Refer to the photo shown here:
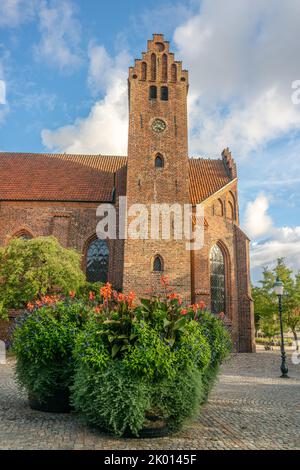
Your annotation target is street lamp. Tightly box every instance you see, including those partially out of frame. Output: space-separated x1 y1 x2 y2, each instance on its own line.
273 277 289 378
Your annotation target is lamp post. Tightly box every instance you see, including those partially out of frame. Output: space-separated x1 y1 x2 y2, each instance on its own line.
273 277 289 378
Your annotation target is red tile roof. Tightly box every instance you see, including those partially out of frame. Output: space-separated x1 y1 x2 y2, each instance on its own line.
0 153 233 203
189 157 232 205
0 153 126 202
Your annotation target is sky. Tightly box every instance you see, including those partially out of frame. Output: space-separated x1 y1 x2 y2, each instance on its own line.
0 0 299 283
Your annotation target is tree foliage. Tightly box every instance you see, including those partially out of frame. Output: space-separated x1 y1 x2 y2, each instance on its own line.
0 236 85 318
253 258 300 348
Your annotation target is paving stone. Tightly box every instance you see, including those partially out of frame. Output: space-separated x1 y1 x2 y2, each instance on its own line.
0 351 299 450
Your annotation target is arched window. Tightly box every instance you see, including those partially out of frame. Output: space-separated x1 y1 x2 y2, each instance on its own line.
162 54 168 81
155 154 164 168
153 255 163 272
141 61 147 81
227 192 236 221
228 201 235 220
171 63 177 82
149 85 157 99
210 245 225 314
161 86 168 101
13 229 33 240
86 238 109 283
215 199 224 217
151 53 156 81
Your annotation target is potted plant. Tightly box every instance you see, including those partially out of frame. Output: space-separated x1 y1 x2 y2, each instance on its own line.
12 295 92 413
71 279 232 437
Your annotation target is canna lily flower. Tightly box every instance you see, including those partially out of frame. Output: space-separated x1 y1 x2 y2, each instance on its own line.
180 309 188 316
160 275 169 287
27 302 34 312
89 291 95 301
127 291 136 307
69 291 76 299
199 300 206 310
117 293 126 303
100 283 112 301
167 292 182 305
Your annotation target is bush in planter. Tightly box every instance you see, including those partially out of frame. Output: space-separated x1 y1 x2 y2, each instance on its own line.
0 236 85 319
71 281 231 437
12 297 93 412
196 310 232 399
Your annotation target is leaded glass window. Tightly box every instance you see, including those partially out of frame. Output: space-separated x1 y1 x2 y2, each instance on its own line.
155 154 164 168
86 238 109 283
153 256 163 272
210 245 225 314
20 234 32 240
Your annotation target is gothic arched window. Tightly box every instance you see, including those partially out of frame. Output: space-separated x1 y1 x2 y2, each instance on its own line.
13 229 33 241
141 61 147 81
149 85 157 99
171 63 177 82
151 53 156 81
155 154 164 168
210 244 225 314
161 86 168 101
162 54 168 82
86 238 109 283
153 255 163 272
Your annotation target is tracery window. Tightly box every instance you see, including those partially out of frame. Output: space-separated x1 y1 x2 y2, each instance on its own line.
86 238 109 283
155 154 164 168
210 245 225 314
153 255 163 272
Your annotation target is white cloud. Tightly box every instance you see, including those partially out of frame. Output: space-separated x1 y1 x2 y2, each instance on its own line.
250 227 300 273
243 193 300 277
34 0 82 71
0 0 36 28
244 193 273 239
42 45 129 155
174 0 300 157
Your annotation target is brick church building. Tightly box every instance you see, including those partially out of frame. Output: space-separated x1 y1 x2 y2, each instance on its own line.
0 34 255 352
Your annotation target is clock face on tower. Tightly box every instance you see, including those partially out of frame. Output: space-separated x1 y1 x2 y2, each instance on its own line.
151 118 166 133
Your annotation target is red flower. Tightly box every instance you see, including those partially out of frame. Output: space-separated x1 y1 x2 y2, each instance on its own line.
127 291 136 307
160 275 169 287
100 283 112 301
167 292 182 304
69 291 76 299
27 302 34 312
89 291 95 301
117 293 126 303
199 300 206 310
94 306 102 314
180 309 188 316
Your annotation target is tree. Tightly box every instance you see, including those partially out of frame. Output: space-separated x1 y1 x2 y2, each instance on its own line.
253 258 300 350
0 236 85 318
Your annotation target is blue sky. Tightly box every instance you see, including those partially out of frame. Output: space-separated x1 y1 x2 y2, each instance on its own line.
0 0 300 282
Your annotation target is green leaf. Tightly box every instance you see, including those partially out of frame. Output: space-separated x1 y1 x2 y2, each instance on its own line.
173 317 187 331
111 344 121 358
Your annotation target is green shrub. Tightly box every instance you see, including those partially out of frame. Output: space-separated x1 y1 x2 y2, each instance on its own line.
198 310 232 366
71 284 231 437
0 236 85 319
72 361 151 437
13 300 92 403
76 281 104 303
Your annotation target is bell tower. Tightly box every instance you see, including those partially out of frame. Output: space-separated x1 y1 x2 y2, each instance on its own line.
123 34 191 301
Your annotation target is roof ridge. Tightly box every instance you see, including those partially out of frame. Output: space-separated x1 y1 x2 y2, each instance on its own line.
0 152 127 158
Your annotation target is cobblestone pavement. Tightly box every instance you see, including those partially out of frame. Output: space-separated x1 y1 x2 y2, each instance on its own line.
0 350 299 450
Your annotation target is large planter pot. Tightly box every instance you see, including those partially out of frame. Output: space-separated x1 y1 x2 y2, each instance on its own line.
28 388 71 413
131 414 172 438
